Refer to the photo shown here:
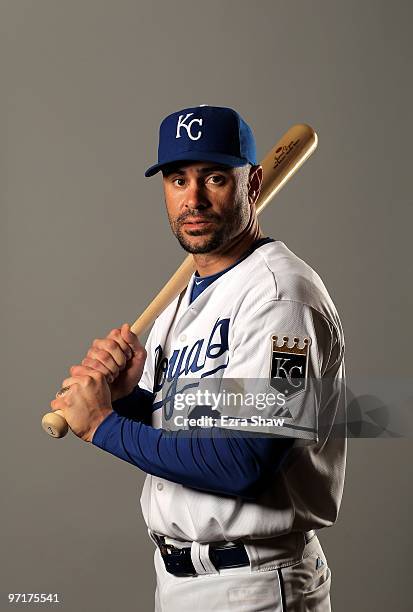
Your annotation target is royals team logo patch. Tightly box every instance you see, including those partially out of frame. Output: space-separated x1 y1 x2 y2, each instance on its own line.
270 335 311 401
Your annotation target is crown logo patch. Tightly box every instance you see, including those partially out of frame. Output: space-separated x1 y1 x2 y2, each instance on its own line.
270 335 311 401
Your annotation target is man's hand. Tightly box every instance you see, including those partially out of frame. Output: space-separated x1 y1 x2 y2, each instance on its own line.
50 370 113 442
70 323 147 402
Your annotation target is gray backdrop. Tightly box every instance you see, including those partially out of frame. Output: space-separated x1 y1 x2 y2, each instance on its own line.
2 1 412 611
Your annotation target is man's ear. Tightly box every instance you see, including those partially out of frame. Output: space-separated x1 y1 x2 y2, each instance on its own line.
248 164 263 206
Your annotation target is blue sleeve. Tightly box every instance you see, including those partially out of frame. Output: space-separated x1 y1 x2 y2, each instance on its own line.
112 385 154 425
92 412 294 500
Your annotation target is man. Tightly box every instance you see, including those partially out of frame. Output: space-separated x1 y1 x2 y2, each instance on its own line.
51 105 346 611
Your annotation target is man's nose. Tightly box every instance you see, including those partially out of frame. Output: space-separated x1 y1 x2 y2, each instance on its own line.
183 181 210 211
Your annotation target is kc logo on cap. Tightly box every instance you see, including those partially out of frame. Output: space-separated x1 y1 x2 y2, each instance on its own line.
176 113 203 141
144 105 257 177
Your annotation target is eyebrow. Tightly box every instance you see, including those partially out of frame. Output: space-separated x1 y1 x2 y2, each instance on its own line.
164 165 231 177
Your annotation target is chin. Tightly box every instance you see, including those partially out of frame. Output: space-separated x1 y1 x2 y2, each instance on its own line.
178 235 219 254
182 240 216 254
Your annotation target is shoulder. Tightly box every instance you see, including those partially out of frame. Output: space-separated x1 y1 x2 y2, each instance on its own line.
235 240 344 337
255 241 329 302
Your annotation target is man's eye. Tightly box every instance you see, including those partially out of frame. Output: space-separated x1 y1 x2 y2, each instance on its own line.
173 178 186 186
206 175 225 185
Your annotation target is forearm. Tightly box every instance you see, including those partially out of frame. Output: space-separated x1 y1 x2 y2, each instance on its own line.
92 412 294 499
112 385 154 425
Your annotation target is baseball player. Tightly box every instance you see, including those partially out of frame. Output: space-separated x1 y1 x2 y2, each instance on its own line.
51 105 347 611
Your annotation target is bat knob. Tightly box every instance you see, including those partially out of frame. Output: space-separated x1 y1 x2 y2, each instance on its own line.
41 410 69 438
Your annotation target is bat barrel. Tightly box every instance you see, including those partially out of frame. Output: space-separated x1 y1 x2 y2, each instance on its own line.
257 124 317 215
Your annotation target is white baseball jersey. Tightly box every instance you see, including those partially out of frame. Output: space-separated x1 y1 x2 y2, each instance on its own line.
139 240 346 544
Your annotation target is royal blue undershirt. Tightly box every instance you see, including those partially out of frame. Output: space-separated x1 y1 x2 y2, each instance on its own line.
92 237 295 500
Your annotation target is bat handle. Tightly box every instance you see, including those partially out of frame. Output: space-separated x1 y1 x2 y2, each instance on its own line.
41 410 69 438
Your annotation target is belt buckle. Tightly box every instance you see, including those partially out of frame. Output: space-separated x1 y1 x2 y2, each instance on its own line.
160 543 197 577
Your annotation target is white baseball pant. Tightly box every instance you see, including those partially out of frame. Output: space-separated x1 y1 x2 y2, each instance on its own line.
153 532 331 611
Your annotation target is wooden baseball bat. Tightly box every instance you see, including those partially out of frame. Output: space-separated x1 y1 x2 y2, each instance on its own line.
41 123 318 438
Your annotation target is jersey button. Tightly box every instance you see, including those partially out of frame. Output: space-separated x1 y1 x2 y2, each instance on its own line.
179 334 187 342
156 482 164 491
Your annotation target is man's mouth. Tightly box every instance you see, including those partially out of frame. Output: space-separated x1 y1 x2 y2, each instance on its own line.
182 219 216 230
184 219 212 225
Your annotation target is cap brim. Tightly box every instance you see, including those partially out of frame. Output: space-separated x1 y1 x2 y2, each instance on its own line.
144 151 250 177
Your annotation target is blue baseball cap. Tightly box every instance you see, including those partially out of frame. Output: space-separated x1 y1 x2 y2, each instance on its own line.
144 105 257 177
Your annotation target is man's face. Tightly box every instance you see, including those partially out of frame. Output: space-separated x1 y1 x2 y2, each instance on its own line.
162 161 253 254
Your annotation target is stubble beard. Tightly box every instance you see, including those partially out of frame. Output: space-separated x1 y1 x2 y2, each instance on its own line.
171 200 248 254
174 223 229 254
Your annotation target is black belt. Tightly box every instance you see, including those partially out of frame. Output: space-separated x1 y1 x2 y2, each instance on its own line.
153 530 316 577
